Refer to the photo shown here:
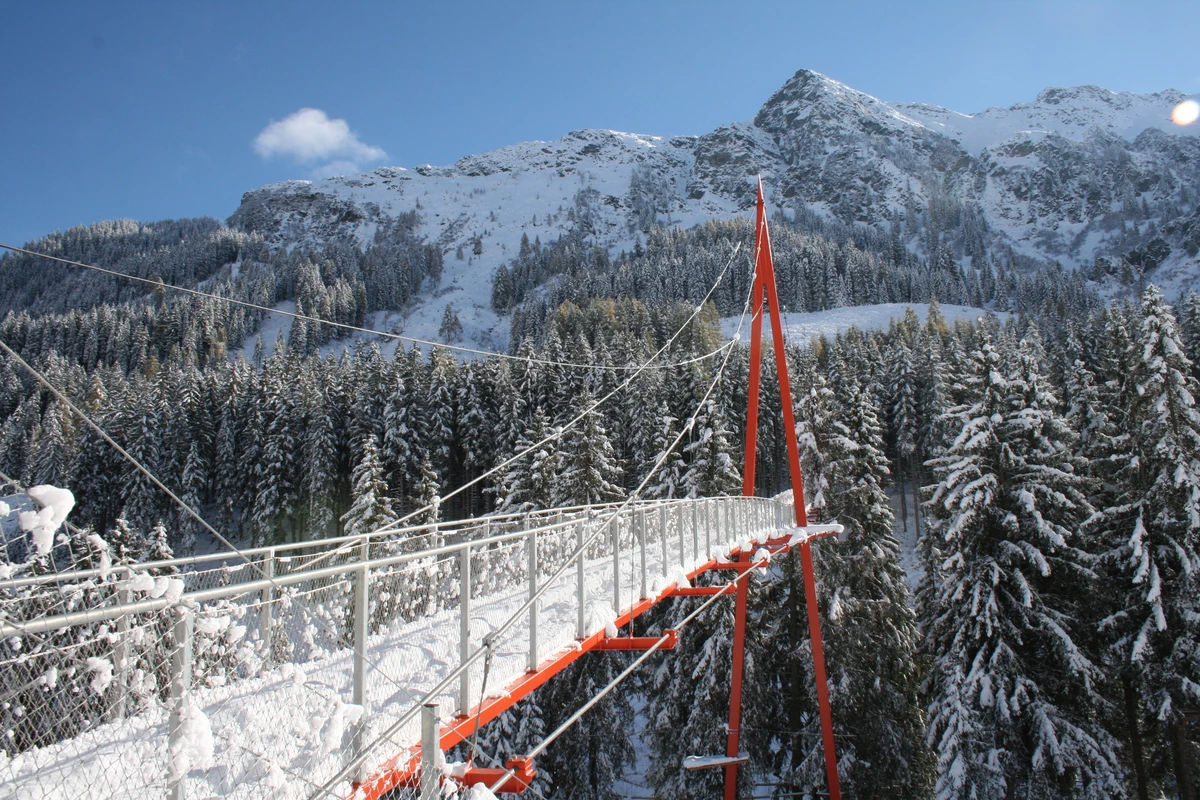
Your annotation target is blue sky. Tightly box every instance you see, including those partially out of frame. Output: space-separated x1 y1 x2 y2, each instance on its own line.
2 0 1198 247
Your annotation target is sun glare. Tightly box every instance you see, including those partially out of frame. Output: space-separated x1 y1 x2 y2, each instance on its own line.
1172 99 1200 126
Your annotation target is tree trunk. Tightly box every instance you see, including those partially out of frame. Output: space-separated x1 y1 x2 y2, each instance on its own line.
1172 717 1195 800
1122 672 1150 800
896 457 908 533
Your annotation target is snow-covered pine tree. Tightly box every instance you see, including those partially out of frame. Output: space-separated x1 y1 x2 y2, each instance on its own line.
681 399 740 498
809 379 932 797
341 433 396 537
491 407 557 514
555 391 624 507
408 453 441 527
923 330 1123 799
645 401 687 499
1090 286 1200 799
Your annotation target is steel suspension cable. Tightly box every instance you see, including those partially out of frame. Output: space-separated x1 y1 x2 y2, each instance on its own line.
0 242 738 372
310 255 758 799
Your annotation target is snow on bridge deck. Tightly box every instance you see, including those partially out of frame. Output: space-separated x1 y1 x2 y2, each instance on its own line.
1 496 813 800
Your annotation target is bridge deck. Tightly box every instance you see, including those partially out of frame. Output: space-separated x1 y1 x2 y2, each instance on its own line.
2 499 802 799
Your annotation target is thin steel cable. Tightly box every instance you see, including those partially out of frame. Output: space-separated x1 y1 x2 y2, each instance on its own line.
312 263 758 798
0 248 749 795
365 241 747 538
488 549 779 794
0 241 739 372
0 339 433 715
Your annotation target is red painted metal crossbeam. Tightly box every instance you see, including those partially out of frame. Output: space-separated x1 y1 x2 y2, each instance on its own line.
349 529 836 799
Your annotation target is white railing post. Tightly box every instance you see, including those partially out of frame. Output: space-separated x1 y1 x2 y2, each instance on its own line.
611 515 620 616
659 504 668 573
456 542 470 714
527 530 538 671
111 569 132 722
458 543 471 716
576 514 587 639
421 703 440 800
260 547 275 664
167 606 194 800
638 509 649 600
352 539 369 760
691 502 699 567
705 499 712 556
677 504 686 568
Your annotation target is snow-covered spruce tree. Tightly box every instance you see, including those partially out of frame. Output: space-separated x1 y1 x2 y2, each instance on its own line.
341 433 396 537
176 440 204 555
107 512 146 564
922 330 1123 799
537 651 635 800
302 382 338 541
681 399 741 498
425 348 457 481
381 368 415 503
408 453 442 527
121 380 165 535
1089 286 1200 799
29 399 69 488
643 596 750 800
795 373 855 520
889 336 920 533
253 362 297 546
815 380 932 798
1178 290 1200 383
490 407 557 514
554 390 624 507
646 401 687 499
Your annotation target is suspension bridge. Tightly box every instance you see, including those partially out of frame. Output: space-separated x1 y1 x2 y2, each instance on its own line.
0 181 845 799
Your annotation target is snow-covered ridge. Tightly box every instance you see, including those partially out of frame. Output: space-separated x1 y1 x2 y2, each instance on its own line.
226 68 1200 353
889 83 1195 155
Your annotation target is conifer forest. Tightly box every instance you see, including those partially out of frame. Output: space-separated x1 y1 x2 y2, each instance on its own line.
2 209 1199 800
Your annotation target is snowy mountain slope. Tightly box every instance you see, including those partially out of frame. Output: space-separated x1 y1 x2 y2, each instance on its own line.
225 69 1200 351
890 84 1194 156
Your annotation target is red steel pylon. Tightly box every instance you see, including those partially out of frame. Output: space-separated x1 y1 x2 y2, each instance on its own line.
727 179 841 800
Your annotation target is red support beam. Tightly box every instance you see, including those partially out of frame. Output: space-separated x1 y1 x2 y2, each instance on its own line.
728 179 841 800
594 630 679 651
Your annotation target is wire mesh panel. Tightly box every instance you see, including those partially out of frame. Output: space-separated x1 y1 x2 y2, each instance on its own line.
0 495 791 798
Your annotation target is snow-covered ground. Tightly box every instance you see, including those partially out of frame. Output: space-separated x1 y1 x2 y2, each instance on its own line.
721 302 1006 345
888 482 924 596
4 503 784 799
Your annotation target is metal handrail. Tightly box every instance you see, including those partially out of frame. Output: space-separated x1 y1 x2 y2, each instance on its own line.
0 497 687 592
0 497 768 638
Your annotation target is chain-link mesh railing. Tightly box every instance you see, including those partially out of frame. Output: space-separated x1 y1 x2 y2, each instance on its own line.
1 495 789 799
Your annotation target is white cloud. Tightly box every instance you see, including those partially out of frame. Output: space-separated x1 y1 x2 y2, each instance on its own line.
253 108 386 175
